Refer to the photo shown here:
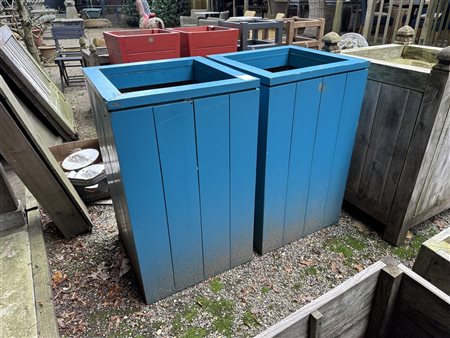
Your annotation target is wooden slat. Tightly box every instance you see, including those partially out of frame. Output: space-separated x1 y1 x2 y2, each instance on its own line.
26 190 60 338
110 105 176 303
413 0 426 42
346 80 381 194
0 79 92 238
256 83 296 254
256 261 386 338
154 101 204 290
378 89 422 212
382 1 394 44
323 70 368 226
374 0 385 45
392 0 405 42
332 0 344 33
413 228 450 295
356 83 409 207
0 163 18 213
404 0 414 26
283 78 321 245
362 0 376 40
387 265 450 337
194 95 230 278
0 25 77 141
304 74 346 236
229 90 259 267
365 260 403 338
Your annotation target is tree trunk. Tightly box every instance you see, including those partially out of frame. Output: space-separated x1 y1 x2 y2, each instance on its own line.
16 0 41 63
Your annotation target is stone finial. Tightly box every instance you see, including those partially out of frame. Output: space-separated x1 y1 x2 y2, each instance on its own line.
395 25 415 45
79 37 87 49
433 46 450 72
322 32 341 53
88 44 97 53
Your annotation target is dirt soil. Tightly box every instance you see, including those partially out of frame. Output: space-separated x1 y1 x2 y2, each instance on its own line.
42 28 450 338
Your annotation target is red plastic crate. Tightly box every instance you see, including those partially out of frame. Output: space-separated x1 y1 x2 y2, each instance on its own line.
172 26 239 57
103 29 180 64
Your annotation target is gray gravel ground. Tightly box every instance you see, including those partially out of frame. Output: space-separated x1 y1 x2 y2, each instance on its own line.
42 28 450 338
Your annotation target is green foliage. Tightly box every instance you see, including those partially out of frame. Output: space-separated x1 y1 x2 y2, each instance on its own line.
261 286 270 294
153 0 190 27
242 309 259 328
182 327 208 338
209 277 224 294
122 0 140 27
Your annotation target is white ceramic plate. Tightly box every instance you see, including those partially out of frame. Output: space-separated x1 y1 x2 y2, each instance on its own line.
74 163 105 181
61 148 99 171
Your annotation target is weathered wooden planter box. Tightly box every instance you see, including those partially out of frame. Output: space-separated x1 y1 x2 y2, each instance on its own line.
172 26 239 57
342 45 450 245
257 258 450 337
103 29 180 64
414 227 450 295
84 58 260 303
219 19 283 51
210 47 369 254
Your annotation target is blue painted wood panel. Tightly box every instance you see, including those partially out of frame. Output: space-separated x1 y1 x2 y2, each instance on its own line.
324 70 368 226
194 95 231 278
153 101 204 290
110 106 176 302
304 74 347 236
230 89 260 267
283 78 322 245
258 83 297 254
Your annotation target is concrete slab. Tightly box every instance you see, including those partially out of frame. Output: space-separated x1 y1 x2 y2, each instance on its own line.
0 226 38 338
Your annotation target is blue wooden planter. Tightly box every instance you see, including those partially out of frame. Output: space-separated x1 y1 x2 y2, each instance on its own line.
84 58 260 304
210 47 369 254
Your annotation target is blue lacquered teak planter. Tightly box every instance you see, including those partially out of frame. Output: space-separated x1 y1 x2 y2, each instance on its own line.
210 46 369 254
84 57 260 304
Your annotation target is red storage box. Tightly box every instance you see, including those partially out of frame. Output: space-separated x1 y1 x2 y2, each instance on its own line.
173 26 239 57
103 29 180 64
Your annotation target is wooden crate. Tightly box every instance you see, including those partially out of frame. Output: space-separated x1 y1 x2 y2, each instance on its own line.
172 26 239 57
84 57 260 304
103 29 180 64
210 47 369 254
257 257 450 337
414 227 450 295
342 45 450 245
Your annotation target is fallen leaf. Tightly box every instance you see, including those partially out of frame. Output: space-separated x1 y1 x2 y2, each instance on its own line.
284 266 293 273
52 271 67 285
331 262 338 273
292 294 315 303
353 263 364 272
299 259 314 267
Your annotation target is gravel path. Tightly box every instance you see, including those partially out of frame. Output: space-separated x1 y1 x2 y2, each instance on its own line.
42 29 450 338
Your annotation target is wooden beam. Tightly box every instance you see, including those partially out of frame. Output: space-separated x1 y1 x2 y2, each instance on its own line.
26 190 60 338
0 163 17 213
332 0 344 33
362 0 376 40
365 257 403 337
308 311 322 338
0 78 92 238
